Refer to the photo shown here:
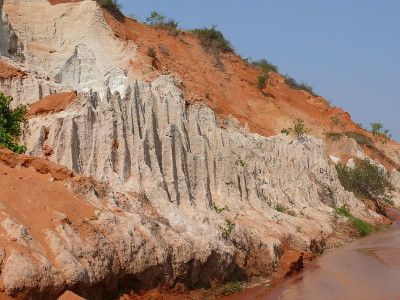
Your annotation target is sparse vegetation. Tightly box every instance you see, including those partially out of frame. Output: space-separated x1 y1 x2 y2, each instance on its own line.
344 131 374 147
330 112 347 131
333 205 373 237
235 159 245 167
231 281 242 293
220 218 236 238
281 119 310 138
323 132 344 140
220 281 243 295
369 122 391 144
283 74 317 96
251 59 278 74
257 75 267 90
213 204 229 214
384 198 394 206
95 0 122 17
293 119 310 137
335 158 393 201
0 93 28 154
145 11 178 30
192 25 233 52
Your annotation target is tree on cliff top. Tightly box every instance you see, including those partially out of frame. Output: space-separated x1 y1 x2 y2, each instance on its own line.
0 93 28 154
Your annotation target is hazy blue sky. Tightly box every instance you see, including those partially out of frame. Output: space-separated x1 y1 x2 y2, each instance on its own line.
119 0 399 141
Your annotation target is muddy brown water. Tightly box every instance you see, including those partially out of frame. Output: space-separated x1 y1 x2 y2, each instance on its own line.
222 208 400 300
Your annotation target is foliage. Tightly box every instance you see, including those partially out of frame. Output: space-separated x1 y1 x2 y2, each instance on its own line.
213 204 229 214
251 59 278 74
145 11 178 29
280 119 310 138
231 281 242 293
369 122 391 144
220 218 236 238
384 198 394 206
192 25 233 52
323 132 344 140
344 131 374 147
335 158 393 201
274 204 285 213
95 0 122 17
283 74 317 96
281 128 291 135
330 112 347 131
235 159 245 167
0 93 28 154
293 119 310 137
257 75 267 90
334 205 373 237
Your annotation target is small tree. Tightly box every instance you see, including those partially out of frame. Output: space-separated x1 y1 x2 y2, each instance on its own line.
0 93 28 154
370 122 391 144
145 11 178 29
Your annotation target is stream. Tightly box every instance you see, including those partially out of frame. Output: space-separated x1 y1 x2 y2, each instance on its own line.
222 208 400 300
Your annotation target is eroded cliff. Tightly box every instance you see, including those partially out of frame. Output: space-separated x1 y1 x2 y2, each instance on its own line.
0 0 399 299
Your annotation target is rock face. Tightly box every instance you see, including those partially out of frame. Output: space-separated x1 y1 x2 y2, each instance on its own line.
0 0 398 299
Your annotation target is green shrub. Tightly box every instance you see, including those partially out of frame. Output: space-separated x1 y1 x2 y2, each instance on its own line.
220 218 236 238
384 198 394 206
257 75 267 90
0 93 28 154
352 217 373 236
324 132 344 140
335 159 393 200
369 122 391 144
192 25 233 52
231 281 242 293
145 11 178 30
281 128 291 135
293 119 310 137
274 204 286 213
283 74 317 96
344 131 374 147
334 205 373 237
251 59 278 73
95 0 122 17
280 119 310 138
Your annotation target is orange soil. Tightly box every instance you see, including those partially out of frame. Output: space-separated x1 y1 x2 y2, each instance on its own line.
101 11 367 138
27 91 77 116
0 149 96 284
0 59 26 80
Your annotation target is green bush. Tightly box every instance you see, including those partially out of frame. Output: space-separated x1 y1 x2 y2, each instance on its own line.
192 25 233 52
220 218 236 238
145 11 178 29
323 132 344 140
335 158 393 200
344 131 374 147
95 0 122 17
334 205 373 237
283 74 317 96
280 119 310 138
0 93 28 154
251 59 278 73
369 122 391 144
257 75 267 90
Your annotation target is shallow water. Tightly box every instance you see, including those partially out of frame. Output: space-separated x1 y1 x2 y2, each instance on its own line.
223 208 400 300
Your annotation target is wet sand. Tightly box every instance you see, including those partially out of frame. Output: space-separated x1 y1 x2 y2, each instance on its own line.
222 208 400 300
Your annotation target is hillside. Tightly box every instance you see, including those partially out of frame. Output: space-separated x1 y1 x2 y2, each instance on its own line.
0 0 399 299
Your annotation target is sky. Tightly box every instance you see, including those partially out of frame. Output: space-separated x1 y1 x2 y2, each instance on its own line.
119 0 400 141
